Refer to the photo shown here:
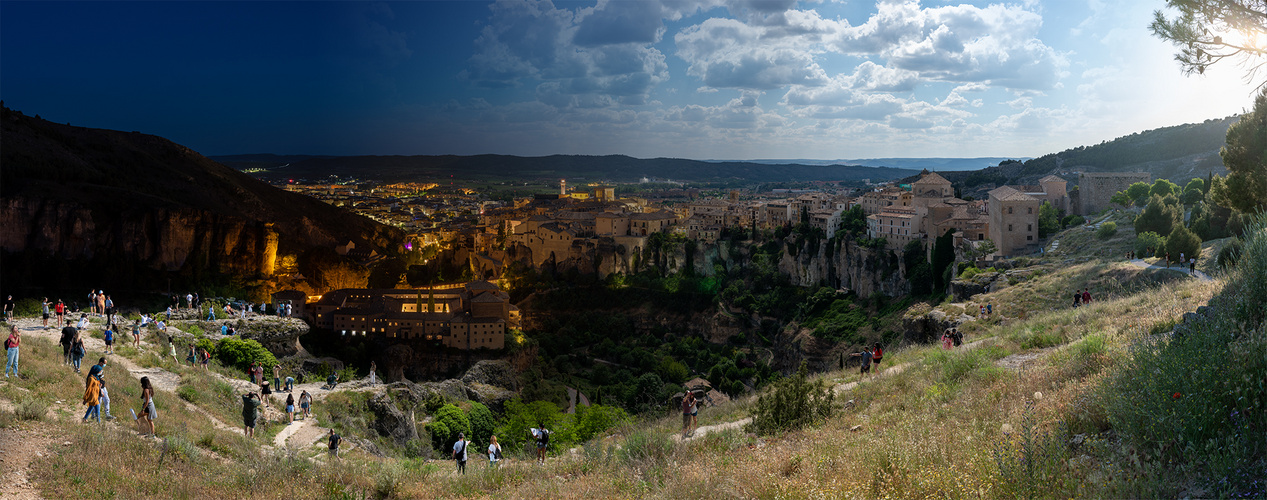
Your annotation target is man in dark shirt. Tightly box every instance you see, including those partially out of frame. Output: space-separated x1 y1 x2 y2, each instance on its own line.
2 295 14 322
60 320 77 365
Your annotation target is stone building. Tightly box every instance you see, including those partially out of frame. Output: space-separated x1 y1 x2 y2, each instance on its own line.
988 186 1042 256
308 281 515 350
1076 172 1151 215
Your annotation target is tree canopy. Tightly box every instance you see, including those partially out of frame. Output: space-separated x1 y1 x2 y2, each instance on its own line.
1214 89 1267 214
1150 0 1267 84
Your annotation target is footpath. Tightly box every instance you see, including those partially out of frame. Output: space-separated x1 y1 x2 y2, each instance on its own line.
1127 258 1214 282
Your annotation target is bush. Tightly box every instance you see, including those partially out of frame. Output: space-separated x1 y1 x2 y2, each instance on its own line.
1135 231 1166 257
746 362 835 435
426 404 470 453
1061 214 1086 228
1164 225 1201 263
1217 239 1242 269
1095 221 1118 240
212 338 277 373
13 298 42 318
14 397 47 421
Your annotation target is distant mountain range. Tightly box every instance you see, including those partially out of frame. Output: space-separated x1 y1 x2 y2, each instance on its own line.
211 154 921 185
730 158 1024 171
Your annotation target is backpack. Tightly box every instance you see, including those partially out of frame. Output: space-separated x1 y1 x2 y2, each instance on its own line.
3 337 11 349
72 343 85 356
538 429 550 445
454 440 466 460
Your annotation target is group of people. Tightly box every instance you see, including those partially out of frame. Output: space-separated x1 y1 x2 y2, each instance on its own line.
450 432 508 473
941 329 964 349
680 390 699 437
850 342 884 374
1072 288 1093 308
77 357 156 437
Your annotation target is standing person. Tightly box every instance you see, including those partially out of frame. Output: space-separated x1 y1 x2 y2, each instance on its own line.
138 376 156 437
987 303 993 315
186 293 193 311
1073 289 1081 308
952 328 963 347
131 320 141 349
1165 253 1171 268
980 304 986 316
299 390 312 418
187 345 197 367
193 293 200 311
680 391 695 438
55 299 65 327
99 378 114 420
850 345 874 375
260 380 273 408
1190 257 1197 275
241 392 261 438
941 329 953 350
328 429 341 458
88 290 97 316
70 333 86 373
488 435 502 468
368 361 377 385
248 361 259 384
1082 288 1091 305
254 363 266 389
82 372 102 423
103 324 115 355
285 394 296 424
60 320 76 365
689 390 699 432
871 342 884 374
453 432 469 474
4 325 20 378
104 295 115 326
95 292 105 319
2 295 14 322
273 364 281 391
41 297 51 328
531 423 549 464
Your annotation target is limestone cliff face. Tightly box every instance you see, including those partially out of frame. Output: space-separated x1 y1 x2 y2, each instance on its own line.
777 238 909 297
1 196 279 275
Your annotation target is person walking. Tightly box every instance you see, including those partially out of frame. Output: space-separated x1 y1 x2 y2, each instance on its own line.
850 345 874 375
299 390 312 418
941 329 953 350
41 297 51 329
242 392 261 438
328 429 341 458
60 320 76 365
131 320 141 349
453 432 469 474
104 295 115 326
1189 257 1197 275
3 295 15 323
138 376 157 437
488 435 502 468
82 372 102 423
531 423 550 464
4 325 20 378
95 292 105 319
871 342 883 373
285 394 296 424
70 333 86 373
99 378 114 420
1082 288 1091 305
55 299 65 327
103 324 115 355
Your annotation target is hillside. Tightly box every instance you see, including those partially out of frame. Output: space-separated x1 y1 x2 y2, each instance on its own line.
211 153 920 185
932 116 1237 197
0 106 402 288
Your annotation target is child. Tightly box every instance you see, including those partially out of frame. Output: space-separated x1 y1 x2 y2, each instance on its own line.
99 379 114 420
103 325 115 355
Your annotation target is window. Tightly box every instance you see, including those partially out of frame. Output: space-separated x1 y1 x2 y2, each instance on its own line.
1008 207 1013 214
1027 235 1033 241
1027 207 1033 214
1008 224 1013 231
978 234 984 240
1028 224 1032 231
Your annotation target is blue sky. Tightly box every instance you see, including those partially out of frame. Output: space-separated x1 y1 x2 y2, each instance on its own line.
0 0 1258 160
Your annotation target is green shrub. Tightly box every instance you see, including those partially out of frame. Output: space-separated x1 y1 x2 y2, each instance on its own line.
746 362 835 435
619 429 674 468
14 397 47 421
1062 214 1086 228
1165 225 1201 262
1095 221 1118 240
1217 239 1242 269
212 338 277 372
465 402 496 446
425 404 470 452
1136 231 1166 257
13 298 42 318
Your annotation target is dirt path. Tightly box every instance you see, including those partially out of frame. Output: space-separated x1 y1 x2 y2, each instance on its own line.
0 421 55 500
1127 258 1213 281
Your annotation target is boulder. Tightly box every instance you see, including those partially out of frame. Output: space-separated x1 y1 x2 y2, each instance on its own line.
460 360 517 391
367 392 418 447
902 309 971 344
464 382 517 415
236 317 309 358
418 379 469 403
301 357 344 377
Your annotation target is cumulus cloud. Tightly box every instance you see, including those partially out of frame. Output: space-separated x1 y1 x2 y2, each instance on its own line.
675 17 831 90
831 1 1066 90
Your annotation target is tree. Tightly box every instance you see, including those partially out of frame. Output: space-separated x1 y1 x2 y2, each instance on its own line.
465 402 496 446
1126 181 1153 207
1213 89 1267 214
366 258 407 289
426 404 470 452
1136 231 1167 257
1135 195 1182 236
1038 201 1061 238
1182 178 1206 206
1150 179 1181 198
1110 190 1134 208
1150 1 1267 83
321 262 369 291
1166 225 1202 262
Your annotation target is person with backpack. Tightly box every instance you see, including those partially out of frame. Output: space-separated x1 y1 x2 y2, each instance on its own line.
82 372 102 423
242 392 262 438
453 432 469 474
488 435 502 468
4 325 20 378
531 423 550 464
104 295 115 326
70 333 86 373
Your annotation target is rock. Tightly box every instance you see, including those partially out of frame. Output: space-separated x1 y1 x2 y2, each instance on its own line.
235 317 309 358
1182 312 1201 325
418 379 469 403
850 425 862 432
1070 434 1086 446
464 382 516 415
1197 305 1214 318
301 357 344 377
902 309 971 344
367 392 418 447
460 360 517 391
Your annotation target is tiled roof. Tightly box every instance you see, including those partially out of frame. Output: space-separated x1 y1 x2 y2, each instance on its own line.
1038 175 1064 183
989 186 1038 202
915 172 952 185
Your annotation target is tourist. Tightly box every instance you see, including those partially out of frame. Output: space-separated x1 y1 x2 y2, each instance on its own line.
987 303 993 315
95 292 105 320
165 305 173 321
87 357 107 384
248 361 259 384
1190 257 1197 275
1082 288 1091 305
55 299 65 327
253 363 265 388
186 293 193 310
1165 253 1170 268
680 390 695 437
941 329 953 350
76 313 89 331
453 432 469 474
690 390 699 432
131 320 141 348
242 392 261 438
187 345 197 367
979 304 986 316
328 429 341 458
284 376 294 392
4 325 20 378
952 328 963 347
285 393 296 424
60 320 76 365
41 297 51 328
273 364 281 391
82 371 102 423
99 378 114 420
871 342 884 373
155 319 166 336
368 361 377 385
850 345 874 375
299 390 312 418
1 295 12 323
70 332 86 373
326 372 339 390
104 295 115 325
87 290 97 316
260 380 273 407
201 348 211 370
206 304 216 321
531 423 550 464
103 324 115 355
139 376 156 437
488 435 502 467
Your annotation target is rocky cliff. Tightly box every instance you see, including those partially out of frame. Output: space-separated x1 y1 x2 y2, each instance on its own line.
0 105 402 287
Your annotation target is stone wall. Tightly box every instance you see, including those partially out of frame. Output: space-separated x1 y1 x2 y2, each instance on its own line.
1077 172 1151 215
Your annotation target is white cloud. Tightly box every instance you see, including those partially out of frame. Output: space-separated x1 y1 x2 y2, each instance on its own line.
674 17 832 90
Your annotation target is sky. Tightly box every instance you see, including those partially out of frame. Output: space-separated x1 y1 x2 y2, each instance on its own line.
0 0 1260 160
